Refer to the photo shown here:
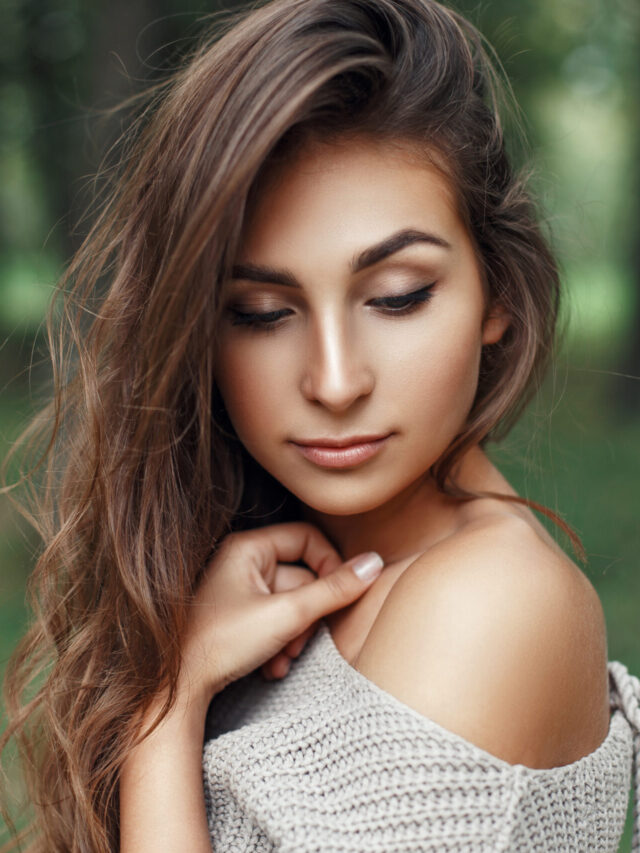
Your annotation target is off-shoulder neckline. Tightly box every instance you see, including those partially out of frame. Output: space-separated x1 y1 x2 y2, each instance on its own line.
310 618 629 778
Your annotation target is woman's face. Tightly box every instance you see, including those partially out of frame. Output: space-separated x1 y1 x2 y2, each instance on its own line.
214 138 509 516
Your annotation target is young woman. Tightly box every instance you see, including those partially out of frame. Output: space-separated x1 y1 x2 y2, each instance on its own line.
2 0 639 850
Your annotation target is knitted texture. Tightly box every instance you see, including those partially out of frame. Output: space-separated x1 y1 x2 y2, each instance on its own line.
202 620 640 852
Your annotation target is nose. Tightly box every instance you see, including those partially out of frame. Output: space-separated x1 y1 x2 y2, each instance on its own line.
299 311 375 411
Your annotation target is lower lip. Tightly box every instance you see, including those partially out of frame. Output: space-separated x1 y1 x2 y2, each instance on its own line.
291 436 391 468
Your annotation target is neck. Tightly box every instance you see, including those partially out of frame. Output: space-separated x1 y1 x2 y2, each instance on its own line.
299 444 511 565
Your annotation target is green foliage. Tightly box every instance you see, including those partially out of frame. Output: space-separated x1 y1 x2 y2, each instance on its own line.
0 1 638 848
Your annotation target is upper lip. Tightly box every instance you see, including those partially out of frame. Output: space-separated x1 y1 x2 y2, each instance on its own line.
291 434 390 448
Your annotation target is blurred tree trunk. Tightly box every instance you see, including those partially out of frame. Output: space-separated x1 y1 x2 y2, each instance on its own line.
74 0 156 258
611 223 640 415
611 17 640 417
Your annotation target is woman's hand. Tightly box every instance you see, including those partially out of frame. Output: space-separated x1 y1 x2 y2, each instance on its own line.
120 522 383 853
177 521 385 713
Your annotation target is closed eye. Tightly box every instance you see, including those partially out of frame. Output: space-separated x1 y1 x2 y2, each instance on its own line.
368 282 436 315
229 307 294 329
229 282 436 330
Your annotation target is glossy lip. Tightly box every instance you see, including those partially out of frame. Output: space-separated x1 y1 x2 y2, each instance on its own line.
291 433 391 448
289 434 392 469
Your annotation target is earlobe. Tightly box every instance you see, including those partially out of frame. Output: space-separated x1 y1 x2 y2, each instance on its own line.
481 303 511 346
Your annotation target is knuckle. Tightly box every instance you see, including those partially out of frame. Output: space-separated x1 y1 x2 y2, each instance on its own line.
324 570 351 599
215 531 237 554
223 530 241 547
279 594 309 629
218 530 249 558
285 520 320 538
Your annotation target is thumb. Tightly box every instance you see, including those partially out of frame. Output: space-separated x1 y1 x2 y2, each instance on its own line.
282 551 385 630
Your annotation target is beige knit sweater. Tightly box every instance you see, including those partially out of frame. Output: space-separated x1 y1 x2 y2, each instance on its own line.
202 619 640 851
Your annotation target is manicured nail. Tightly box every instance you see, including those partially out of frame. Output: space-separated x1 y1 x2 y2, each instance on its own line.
351 551 384 582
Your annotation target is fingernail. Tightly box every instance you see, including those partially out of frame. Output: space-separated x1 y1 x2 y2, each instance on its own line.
351 551 384 582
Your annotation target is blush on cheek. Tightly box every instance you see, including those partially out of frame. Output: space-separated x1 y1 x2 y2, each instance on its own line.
442 341 483 427
221 379 261 435
405 337 481 448
216 353 289 450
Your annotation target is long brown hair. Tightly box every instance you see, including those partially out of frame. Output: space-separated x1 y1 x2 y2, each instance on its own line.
0 0 583 849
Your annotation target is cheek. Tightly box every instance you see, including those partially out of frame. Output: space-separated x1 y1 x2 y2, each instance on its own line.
215 341 293 444
387 315 482 431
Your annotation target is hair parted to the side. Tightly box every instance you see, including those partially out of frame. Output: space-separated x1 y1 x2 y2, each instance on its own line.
0 0 583 849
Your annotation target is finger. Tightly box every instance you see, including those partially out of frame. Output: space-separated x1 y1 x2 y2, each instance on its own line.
261 621 317 681
278 552 385 635
231 522 344 581
265 652 290 679
272 564 315 594
285 622 317 657
261 623 315 675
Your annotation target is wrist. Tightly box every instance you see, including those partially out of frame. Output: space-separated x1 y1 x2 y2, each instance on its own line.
177 644 230 714
168 685 214 733
137 679 217 747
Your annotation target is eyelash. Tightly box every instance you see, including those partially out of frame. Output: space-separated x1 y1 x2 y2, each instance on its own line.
229 282 436 330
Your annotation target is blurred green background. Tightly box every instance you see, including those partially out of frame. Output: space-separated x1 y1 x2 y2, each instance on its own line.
0 0 639 847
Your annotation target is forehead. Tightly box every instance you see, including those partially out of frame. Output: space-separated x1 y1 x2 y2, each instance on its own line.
240 137 465 259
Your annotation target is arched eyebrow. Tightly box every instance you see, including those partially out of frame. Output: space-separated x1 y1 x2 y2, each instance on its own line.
230 228 451 287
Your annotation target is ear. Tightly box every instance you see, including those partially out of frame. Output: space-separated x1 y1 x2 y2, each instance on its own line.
481 302 511 346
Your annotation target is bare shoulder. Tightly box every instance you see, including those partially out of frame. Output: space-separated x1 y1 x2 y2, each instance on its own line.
353 513 611 769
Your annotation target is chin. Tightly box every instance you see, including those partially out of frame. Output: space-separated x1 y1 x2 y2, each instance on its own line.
291 485 395 517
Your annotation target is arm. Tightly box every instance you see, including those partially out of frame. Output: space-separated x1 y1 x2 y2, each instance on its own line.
118 523 383 851
119 691 216 853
